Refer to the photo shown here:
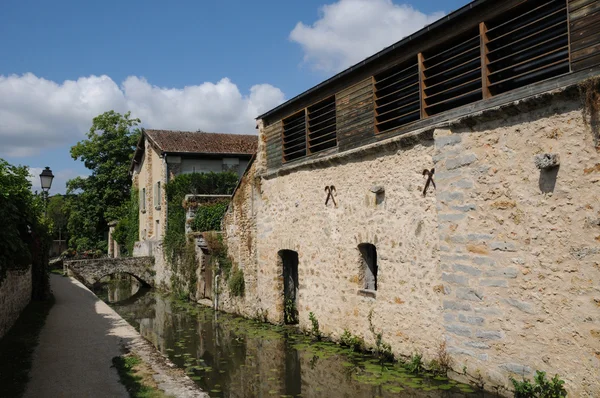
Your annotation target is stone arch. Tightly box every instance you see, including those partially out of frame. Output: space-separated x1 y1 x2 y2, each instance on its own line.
64 257 155 289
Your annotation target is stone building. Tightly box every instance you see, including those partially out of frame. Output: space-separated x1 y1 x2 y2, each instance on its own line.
213 0 600 395
130 129 256 254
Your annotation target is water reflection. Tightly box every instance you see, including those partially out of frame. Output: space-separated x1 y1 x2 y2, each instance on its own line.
93 273 142 303
106 289 488 398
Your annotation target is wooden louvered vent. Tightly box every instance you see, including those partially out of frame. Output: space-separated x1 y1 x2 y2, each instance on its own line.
421 28 483 116
282 111 307 162
484 0 569 96
374 59 420 133
307 96 337 154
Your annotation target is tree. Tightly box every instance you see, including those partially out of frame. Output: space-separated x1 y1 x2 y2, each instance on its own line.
47 194 69 252
0 158 51 298
66 111 140 251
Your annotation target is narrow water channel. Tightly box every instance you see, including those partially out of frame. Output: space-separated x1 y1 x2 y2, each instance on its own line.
95 274 489 398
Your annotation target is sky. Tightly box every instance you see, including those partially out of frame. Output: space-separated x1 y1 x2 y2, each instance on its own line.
0 0 470 193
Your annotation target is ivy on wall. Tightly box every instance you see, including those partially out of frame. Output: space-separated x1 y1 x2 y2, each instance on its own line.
113 188 139 256
191 201 229 233
164 172 238 297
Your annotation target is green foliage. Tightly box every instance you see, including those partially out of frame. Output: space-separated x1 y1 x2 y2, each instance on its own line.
510 371 567 398
340 329 364 352
284 298 298 325
67 111 140 251
163 171 237 269
191 201 229 232
112 354 169 398
113 188 139 256
0 158 51 297
47 194 69 241
367 309 394 363
406 353 424 374
0 159 36 275
308 312 321 340
204 232 232 280
228 267 245 297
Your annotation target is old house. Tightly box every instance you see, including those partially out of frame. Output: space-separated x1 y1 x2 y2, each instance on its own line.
130 129 256 253
212 0 600 395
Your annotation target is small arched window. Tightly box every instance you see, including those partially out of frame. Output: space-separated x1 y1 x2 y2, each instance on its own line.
358 243 378 291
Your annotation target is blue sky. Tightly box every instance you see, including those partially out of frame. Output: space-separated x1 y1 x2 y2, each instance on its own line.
0 0 469 193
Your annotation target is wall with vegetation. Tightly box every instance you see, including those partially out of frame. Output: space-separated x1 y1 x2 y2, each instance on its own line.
220 85 600 396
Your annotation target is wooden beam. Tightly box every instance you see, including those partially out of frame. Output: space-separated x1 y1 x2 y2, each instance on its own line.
480 22 492 99
418 52 428 118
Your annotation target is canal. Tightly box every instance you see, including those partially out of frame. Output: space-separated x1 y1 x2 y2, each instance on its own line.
94 274 488 397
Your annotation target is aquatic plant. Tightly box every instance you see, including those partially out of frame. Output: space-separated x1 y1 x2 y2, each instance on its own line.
340 329 364 352
510 371 567 398
308 312 321 340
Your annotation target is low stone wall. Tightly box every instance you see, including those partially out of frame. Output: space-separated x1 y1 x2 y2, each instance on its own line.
0 266 32 339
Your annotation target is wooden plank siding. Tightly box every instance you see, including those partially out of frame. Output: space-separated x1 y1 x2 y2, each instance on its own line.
336 78 375 152
264 121 283 170
263 0 600 171
570 0 600 71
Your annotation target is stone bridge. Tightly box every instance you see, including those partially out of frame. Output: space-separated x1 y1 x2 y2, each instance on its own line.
64 257 155 288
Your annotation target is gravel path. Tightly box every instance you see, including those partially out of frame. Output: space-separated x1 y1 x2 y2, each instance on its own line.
24 274 130 397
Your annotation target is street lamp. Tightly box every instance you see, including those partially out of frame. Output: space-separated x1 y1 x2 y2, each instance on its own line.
39 167 54 214
39 167 54 192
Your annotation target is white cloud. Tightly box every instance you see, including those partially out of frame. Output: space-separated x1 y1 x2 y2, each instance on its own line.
27 167 83 195
0 73 285 157
290 0 445 73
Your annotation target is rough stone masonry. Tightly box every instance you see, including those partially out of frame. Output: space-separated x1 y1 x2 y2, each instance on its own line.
188 86 600 396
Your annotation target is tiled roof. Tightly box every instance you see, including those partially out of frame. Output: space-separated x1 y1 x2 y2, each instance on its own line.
144 129 257 155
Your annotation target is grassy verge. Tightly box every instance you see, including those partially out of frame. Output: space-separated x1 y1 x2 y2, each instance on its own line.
0 294 55 398
112 353 172 398
49 269 66 277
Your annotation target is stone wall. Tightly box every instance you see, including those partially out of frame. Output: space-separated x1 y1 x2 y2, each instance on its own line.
215 86 600 396
221 132 444 359
0 266 32 339
433 91 600 395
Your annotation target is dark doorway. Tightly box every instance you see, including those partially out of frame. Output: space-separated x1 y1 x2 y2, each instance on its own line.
358 244 378 291
279 250 299 324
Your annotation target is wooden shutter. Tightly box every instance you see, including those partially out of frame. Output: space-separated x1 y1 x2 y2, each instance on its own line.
282 110 307 162
484 0 569 95
374 58 420 133
307 96 337 154
421 28 483 116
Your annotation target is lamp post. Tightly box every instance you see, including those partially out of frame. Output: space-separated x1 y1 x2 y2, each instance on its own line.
39 166 54 214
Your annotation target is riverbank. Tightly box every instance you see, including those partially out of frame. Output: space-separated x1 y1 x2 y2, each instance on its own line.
24 274 207 398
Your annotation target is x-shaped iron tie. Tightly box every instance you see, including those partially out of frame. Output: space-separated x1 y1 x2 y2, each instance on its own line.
422 168 436 197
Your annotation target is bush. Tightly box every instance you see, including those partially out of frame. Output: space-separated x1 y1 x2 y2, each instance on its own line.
406 353 424 374
112 188 139 256
510 371 567 398
228 267 245 297
192 201 229 232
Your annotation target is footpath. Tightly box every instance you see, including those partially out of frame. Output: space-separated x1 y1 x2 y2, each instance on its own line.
24 274 206 398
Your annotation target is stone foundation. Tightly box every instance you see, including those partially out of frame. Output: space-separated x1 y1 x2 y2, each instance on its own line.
0 266 32 339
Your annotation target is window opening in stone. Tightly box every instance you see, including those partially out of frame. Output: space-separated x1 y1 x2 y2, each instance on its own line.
279 250 299 324
359 243 378 291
